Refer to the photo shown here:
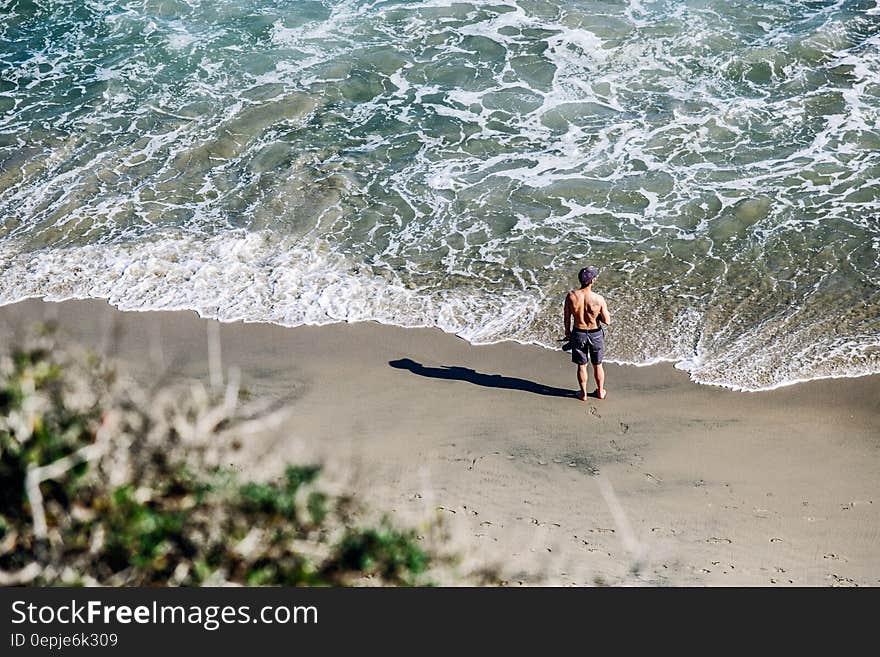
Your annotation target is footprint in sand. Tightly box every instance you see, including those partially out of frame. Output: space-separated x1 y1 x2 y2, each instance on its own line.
651 527 677 536
589 406 601 418
829 574 856 587
770 537 783 543
619 421 629 434
706 537 732 544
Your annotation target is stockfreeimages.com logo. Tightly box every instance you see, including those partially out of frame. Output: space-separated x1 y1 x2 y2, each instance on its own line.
11 600 317 632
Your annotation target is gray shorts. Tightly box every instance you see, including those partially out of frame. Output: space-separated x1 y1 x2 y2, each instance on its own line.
570 327 605 365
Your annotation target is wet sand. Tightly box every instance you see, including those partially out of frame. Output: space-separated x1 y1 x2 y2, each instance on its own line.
2 298 878 586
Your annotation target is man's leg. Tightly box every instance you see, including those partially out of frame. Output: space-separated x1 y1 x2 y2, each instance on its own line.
577 364 588 401
592 363 606 399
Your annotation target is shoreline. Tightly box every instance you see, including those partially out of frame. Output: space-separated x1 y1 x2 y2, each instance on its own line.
1 292 876 394
2 298 878 586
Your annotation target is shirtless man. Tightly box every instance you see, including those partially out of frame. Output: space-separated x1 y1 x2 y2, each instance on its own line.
563 265 611 401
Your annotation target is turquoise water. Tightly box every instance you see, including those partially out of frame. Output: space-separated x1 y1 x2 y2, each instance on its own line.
1 0 879 389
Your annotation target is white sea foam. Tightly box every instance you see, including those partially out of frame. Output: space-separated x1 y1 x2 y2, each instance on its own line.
0 232 540 343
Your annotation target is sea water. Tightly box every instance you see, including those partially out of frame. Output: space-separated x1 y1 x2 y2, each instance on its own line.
1 0 878 390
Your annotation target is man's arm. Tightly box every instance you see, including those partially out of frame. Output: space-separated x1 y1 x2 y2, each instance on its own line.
600 297 611 326
563 293 573 338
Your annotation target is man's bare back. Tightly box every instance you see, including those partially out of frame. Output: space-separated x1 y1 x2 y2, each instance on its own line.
565 288 609 331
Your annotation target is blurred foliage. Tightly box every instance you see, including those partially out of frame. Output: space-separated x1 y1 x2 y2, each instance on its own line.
0 326 477 586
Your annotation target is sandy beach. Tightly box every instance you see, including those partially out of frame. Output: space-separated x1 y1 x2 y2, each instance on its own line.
1 298 877 586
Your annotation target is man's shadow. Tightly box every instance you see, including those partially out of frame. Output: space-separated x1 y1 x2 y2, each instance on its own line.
388 358 576 399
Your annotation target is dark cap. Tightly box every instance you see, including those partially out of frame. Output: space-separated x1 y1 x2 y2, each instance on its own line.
578 266 599 286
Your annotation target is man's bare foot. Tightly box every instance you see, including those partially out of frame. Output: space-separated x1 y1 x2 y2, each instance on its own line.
577 390 587 402
594 389 607 400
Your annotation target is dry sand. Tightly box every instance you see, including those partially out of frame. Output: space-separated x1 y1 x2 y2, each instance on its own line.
2 298 878 586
